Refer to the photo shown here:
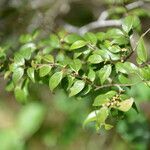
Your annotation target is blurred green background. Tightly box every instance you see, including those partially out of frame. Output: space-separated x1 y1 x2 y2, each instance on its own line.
0 0 150 150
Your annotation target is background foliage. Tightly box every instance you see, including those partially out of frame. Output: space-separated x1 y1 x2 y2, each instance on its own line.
0 0 150 150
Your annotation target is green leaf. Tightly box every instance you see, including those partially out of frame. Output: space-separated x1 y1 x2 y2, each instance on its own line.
27 67 35 82
83 110 99 127
122 16 140 33
69 80 85 97
42 54 54 63
87 69 96 82
116 62 137 74
112 36 129 45
19 34 32 43
83 32 97 45
83 107 109 127
16 102 45 138
49 71 63 91
93 91 117 106
14 86 28 103
137 38 148 63
97 107 109 124
49 34 60 48
93 95 110 106
67 76 75 90
98 65 112 84
14 53 25 66
108 45 121 53
20 48 32 60
118 74 130 84
88 54 103 64
20 43 36 52
104 124 113 130
94 50 110 60
69 59 82 72
39 65 51 77
139 67 150 80
106 28 124 39
64 34 82 44
70 40 87 50
12 67 24 84
116 98 134 112
96 32 106 41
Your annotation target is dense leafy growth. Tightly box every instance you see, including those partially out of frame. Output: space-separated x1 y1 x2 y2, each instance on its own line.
0 13 150 132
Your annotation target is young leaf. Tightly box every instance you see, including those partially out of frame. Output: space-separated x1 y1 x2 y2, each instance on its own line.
104 124 113 130
88 54 103 64
39 65 52 77
70 40 86 50
98 65 112 84
49 71 63 91
69 80 85 97
27 67 35 82
137 38 148 63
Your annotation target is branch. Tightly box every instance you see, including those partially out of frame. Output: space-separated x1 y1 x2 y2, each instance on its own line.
125 1 144 10
63 1 145 34
94 82 142 91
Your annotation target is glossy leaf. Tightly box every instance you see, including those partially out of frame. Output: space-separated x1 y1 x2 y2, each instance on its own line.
83 32 97 45
69 59 82 72
49 71 63 91
69 80 85 97
98 65 112 84
88 54 103 64
64 34 82 44
39 65 51 77
12 67 24 84
93 95 110 106
87 69 96 82
83 107 109 127
70 40 86 50
14 53 25 66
